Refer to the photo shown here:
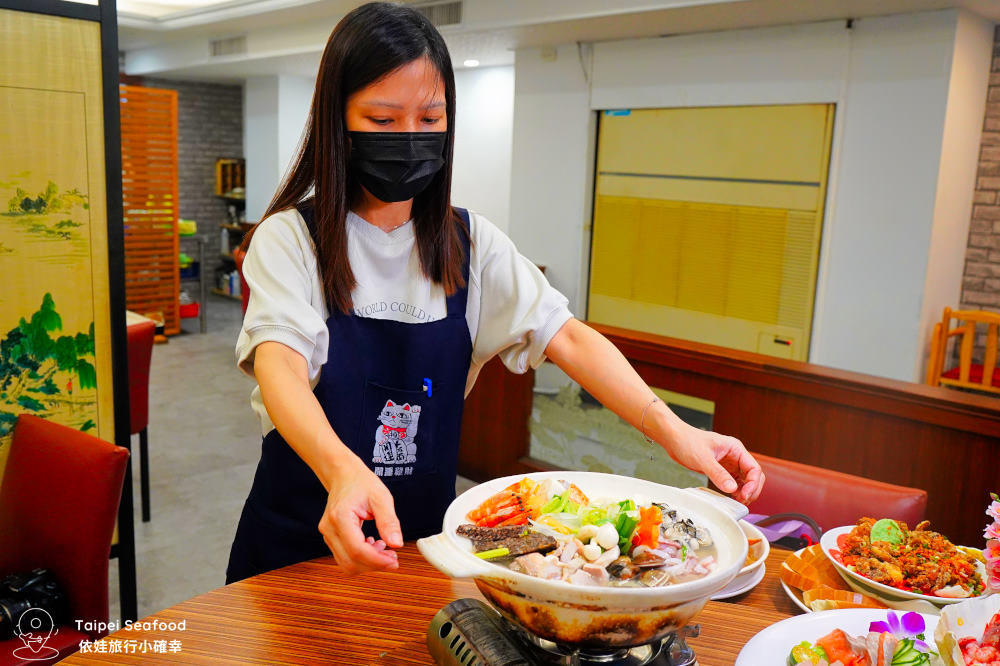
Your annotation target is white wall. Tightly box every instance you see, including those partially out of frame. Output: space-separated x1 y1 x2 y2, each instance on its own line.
508 9 994 382
812 12 957 380
243 74 314 222
244 76 279 222
918 11 995 380
277 75 314 190
509 44 596 316
453 66 515 232
589 21 849 108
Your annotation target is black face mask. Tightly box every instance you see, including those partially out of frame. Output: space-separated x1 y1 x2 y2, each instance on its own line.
349 131 446 203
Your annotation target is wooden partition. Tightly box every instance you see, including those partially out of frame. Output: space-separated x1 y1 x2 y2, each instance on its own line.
120 84 179 334
0 0 137 621
459 322 1000 546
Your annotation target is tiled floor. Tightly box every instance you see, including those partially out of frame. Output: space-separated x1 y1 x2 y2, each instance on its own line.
109 296 477 621
108 295 259 621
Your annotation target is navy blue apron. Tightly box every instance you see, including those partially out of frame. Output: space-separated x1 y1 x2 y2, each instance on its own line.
226 204 472 584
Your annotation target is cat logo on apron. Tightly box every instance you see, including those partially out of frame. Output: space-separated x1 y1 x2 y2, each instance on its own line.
372 400 420 476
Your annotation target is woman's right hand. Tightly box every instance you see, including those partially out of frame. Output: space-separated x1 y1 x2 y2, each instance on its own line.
254 342 404 574
318 455 404 575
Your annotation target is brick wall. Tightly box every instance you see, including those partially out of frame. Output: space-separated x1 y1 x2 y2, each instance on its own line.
962 25 1000 314
140 77 244 284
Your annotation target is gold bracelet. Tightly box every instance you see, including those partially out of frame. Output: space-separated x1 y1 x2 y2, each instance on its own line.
640 396 662 444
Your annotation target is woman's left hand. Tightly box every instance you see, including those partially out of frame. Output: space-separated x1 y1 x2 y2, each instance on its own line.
545 319 765 504
661 422 764 505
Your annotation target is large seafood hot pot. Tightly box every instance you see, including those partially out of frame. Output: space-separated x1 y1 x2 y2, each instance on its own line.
417 471 749 649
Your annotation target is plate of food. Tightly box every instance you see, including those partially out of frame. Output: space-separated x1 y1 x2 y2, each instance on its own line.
736 608 943 665
821 518 989 607
417 472 749 648
711 520 769 600
780 544 889 613
782 577 813 613
935 594 1000 665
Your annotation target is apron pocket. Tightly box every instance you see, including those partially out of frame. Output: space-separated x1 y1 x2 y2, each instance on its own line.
359 380 437 479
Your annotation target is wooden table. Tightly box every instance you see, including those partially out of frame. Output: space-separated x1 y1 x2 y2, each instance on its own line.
62 547 799 665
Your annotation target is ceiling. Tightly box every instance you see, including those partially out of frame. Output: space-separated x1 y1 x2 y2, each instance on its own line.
119 0 240 18
119 0 1000 83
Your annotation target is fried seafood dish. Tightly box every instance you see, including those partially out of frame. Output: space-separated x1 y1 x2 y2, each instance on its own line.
834 517 986 599
456 477 718 587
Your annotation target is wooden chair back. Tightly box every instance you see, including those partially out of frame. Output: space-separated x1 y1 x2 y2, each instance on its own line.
926 307 1000 395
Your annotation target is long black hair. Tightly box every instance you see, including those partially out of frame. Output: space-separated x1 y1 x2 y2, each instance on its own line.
241 2 464 313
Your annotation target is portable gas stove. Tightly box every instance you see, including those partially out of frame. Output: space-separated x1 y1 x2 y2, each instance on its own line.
427 599 700 666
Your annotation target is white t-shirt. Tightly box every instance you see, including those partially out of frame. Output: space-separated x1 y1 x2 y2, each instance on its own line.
236 207 573 436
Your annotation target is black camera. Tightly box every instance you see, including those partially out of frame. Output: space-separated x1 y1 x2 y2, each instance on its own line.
0 568 68 641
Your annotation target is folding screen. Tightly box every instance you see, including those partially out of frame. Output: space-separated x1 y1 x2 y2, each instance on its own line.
0 0 136 620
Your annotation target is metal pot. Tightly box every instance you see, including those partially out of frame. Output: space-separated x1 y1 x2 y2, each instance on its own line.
417 471 749 648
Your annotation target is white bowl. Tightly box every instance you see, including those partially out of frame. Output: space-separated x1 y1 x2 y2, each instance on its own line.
418 471 749 648
820 525 988 607
711 520 770 600
739 520 769 576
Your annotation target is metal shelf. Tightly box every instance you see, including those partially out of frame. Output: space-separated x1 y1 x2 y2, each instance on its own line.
211 288 242 302
177 236 207 333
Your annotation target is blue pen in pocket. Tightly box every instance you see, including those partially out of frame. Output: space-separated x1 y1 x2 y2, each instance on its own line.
423 377 432 397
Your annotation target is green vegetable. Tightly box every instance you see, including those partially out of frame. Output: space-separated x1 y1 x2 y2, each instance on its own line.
542 494 583 516
540 493 568 514
615 510 639 551
582 508 611 526
871 518 904 545
891 639 931 666
787 641 827 665
474 547 510 559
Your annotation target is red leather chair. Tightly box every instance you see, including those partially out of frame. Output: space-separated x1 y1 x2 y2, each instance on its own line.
127 317 155 522
0 415 129 665
233 247 249 315
748 453 928 533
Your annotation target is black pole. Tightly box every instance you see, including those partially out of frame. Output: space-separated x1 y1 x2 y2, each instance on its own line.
99 0 139 623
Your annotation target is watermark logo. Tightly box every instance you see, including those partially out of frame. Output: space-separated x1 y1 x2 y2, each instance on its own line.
76 618 187 655
13 608 59 661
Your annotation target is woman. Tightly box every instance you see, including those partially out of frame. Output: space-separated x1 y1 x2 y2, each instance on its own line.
226 2 763 583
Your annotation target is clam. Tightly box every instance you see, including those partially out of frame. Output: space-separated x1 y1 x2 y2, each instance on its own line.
640 569 671 587
631 551 668 568
607 556 639 581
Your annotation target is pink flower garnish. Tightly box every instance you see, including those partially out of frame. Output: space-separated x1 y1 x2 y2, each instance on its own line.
981 494 1000 594
989 571 1000 594
869 611 930 651
988 500 1000 522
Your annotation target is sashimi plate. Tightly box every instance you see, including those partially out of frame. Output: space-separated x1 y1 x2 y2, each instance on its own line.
736 609 939 665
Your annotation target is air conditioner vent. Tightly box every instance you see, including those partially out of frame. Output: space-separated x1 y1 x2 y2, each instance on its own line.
210 35 247 58
412 1 462 27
